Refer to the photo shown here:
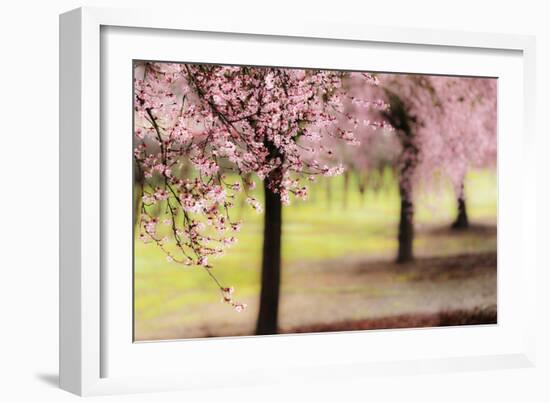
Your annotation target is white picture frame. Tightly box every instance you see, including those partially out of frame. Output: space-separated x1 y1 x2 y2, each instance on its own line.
59 6 537 396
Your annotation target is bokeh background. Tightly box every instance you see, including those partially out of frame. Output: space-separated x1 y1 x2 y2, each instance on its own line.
134 168 496 341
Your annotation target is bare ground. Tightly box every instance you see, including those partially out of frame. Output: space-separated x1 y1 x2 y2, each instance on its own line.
136 243 497 340
287 307 497 334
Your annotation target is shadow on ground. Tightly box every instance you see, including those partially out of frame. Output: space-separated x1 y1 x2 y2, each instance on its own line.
35 373 59 388
284 306 497 334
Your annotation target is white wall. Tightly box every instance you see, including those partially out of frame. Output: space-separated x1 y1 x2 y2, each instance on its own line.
0 1 548 402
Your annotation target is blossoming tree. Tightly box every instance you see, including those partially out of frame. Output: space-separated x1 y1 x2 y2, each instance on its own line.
428 77 497 229
134 62 383 334
350 73 497 262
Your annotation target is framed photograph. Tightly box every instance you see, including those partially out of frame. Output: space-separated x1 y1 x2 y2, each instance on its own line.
59 6 537 396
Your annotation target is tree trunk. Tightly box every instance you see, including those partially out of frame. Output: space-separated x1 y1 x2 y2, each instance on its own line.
256 181 282 335
342 170 350 209
358 172 367 206
396 180 414 263
133 161 144 234
382 92 416 264
451 183 469 230
133 186 142 233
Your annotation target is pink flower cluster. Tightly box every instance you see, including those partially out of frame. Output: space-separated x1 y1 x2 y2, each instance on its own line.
336 73 496 196
134 62 384 309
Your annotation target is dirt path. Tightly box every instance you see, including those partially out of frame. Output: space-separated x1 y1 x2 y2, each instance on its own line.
137 250 496 340
278 252 496 331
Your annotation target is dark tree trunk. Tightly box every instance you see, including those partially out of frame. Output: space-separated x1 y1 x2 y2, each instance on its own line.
382 92 417 264
397 180 414 263
255 180 282 335
451 183 469 230
358 172 367 206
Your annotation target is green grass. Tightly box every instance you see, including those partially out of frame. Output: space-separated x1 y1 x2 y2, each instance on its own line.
134 169 497 332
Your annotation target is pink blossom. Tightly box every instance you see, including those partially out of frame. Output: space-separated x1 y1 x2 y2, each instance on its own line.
154 188 169 201
134 61 385 309
245 197 263 213
233 303 247 313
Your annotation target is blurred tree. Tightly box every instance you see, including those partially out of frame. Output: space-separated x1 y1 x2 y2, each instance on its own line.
382 91 417 262
349 74 496 261
428 78 497 230
451 181 469 229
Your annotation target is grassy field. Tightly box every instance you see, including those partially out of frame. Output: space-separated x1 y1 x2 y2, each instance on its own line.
134 169 497 340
